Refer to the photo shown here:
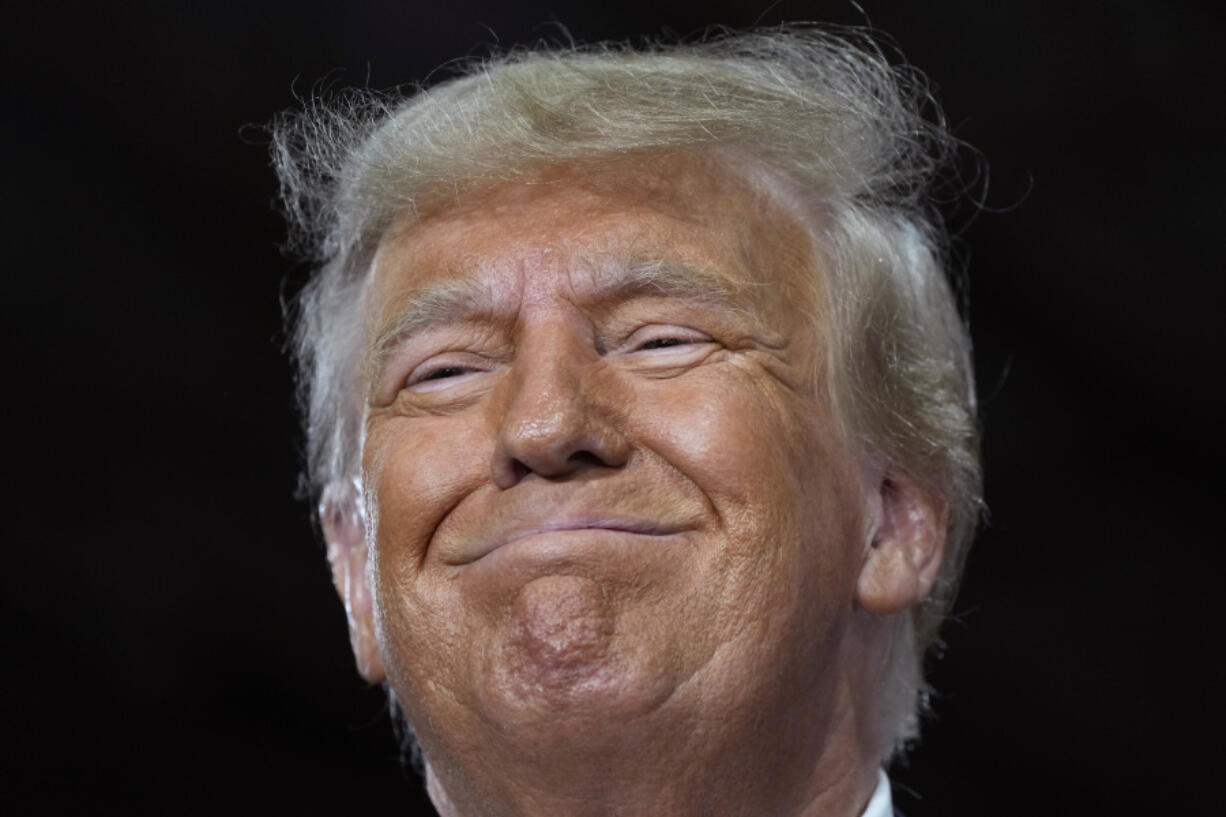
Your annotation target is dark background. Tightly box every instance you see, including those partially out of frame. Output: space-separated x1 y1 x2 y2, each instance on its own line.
4 1 1222 814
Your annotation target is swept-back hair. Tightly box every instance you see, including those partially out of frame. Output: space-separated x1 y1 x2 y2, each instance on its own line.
272 27 982 760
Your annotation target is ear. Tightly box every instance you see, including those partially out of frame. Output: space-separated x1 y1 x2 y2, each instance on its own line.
322 493 386 683
855 472 948 615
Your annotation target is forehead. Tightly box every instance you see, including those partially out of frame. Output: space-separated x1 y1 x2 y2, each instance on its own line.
366 152 821 330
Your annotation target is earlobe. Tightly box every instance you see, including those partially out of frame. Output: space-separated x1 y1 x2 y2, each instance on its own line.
322 493 386 683
855 473 947 615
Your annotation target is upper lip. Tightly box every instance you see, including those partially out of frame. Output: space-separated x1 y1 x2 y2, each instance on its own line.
449 512 684 566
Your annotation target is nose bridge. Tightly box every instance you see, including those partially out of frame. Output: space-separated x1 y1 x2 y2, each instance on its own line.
508 322 590 431
491 317 628 484
517 314 588 404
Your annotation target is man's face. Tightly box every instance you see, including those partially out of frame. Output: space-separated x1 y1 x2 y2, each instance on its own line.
355 153 874 787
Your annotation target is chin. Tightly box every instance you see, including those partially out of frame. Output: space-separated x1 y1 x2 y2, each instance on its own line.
472 574 678 731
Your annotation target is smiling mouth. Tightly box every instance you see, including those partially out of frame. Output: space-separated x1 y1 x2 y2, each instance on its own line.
454 518 684 567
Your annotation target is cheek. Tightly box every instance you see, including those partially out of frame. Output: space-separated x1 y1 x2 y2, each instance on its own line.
367 414 491 529
636 365 864 604
641 365 815 513
363 415 491 620
362 414 501 709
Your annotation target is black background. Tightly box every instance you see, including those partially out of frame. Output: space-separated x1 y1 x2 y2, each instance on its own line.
4 1 1223 814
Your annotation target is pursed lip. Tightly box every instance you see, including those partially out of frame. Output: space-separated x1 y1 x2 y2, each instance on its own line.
450 515 684 567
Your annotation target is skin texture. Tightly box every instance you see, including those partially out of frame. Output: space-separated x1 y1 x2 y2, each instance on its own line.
323 153 946 817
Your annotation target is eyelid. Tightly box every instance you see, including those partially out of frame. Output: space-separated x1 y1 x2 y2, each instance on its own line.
621 324 714 352
404 352 495 392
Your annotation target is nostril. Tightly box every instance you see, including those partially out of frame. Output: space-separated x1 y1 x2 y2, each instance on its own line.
566 450 609 469
508 460 530 482
491 457 532 490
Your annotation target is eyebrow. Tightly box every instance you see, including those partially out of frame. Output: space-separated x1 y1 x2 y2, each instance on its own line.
371 257 756 360
373 276 490 355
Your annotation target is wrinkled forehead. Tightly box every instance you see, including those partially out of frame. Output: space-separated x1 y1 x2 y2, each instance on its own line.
362 151 827 345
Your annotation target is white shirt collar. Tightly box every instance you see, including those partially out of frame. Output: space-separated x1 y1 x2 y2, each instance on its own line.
861 769 894 817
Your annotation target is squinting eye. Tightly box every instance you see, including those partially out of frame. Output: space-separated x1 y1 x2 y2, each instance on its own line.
405 359 490 392
627 328 711 353
420 365 470 382
638 337 686 350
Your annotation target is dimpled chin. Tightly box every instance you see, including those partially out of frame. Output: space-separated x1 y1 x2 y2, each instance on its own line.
474 574 680 722
504 575 614 686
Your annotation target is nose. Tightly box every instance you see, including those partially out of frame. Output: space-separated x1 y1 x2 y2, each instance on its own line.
490 325 630 488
